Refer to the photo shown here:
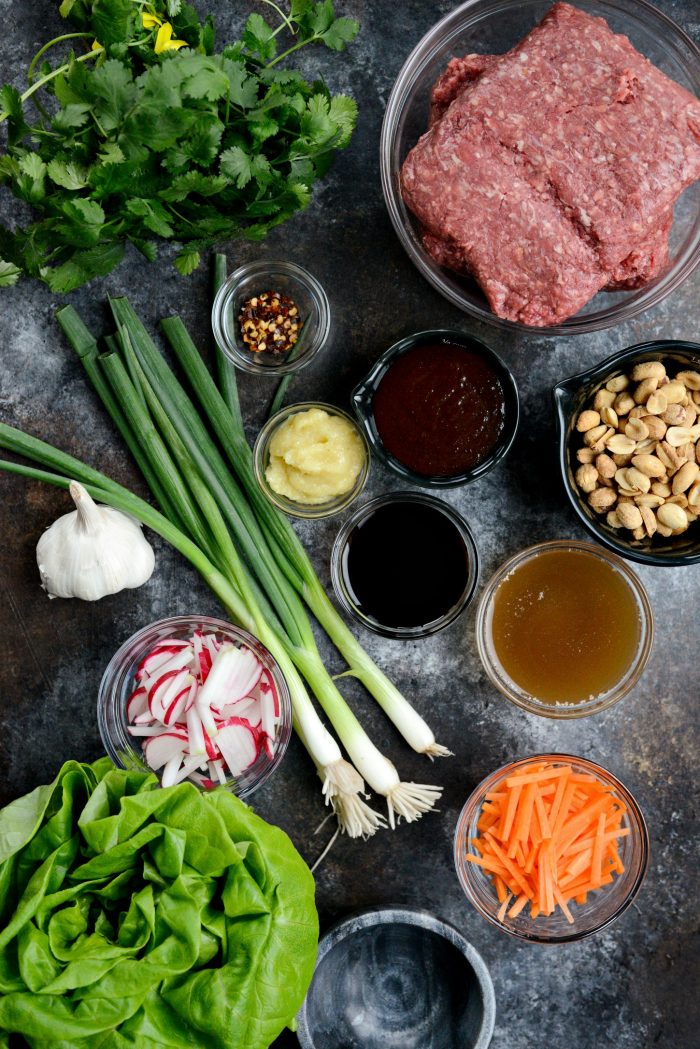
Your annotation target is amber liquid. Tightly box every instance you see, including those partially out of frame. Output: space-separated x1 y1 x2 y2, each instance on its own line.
490 549 642 705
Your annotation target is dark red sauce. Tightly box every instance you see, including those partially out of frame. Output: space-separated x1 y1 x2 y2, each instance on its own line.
372 341 506 477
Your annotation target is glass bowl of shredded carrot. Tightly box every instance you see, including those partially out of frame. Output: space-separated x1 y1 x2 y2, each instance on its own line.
454 754 649 943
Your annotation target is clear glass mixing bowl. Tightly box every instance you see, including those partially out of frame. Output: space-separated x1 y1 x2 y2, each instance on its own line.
380 0 700 336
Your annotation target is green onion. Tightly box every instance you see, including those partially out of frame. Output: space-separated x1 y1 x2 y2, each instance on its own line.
0 291 449 832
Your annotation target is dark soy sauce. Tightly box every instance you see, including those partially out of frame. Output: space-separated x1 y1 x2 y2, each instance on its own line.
341 500 471 630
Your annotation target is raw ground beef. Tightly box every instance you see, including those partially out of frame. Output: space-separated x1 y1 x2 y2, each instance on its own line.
401 2 700 326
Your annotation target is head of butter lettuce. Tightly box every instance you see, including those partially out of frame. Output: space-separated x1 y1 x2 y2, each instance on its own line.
0 758 318 1049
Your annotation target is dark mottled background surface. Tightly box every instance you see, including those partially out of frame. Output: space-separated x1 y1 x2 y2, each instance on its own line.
1 2 699 1047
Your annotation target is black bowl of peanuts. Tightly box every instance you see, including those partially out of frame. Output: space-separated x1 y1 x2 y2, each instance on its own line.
554 341 700 567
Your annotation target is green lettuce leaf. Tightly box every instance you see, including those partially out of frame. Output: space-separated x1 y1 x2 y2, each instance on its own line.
0 761 318 1049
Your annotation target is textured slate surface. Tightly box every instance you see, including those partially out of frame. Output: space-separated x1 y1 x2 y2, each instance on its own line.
0 2 698 1048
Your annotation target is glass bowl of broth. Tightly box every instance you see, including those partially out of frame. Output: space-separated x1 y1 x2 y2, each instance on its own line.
475 541 653 718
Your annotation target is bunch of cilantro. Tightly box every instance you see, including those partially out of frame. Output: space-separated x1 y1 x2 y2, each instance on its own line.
0 0 359 291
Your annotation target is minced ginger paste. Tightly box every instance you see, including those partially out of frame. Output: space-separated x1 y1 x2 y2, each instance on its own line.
266 408 364 504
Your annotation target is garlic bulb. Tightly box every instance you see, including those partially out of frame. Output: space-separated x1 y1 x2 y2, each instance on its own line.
36 481 155 600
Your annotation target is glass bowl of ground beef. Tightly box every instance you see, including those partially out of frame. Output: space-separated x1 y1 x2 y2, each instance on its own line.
381 0 700 335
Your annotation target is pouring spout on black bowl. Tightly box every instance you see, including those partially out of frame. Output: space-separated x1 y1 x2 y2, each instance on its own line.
553 340 700 568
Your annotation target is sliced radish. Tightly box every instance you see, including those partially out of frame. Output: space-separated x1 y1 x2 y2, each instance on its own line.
216 722 259 778
143 731 188 771
186 704 206 758
136 641 192 681
216 696 258 721
127 686 148 722
127 725 165 737
134 710 156 725
149 668 193 721
163 684 192 726
260 689 276 741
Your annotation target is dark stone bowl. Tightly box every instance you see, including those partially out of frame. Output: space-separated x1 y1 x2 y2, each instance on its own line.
296 907 496 1049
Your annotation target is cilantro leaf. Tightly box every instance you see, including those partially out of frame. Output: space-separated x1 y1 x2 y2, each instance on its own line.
219 146 253 188
40 242 125 293
222 58 259 110
126 198 174 238
0 260 21 287
89 60 139 131
180 55 230 103
51 103 92 133
319 16 359 51
328 94 357 146
242 13 277 62
47 159 90 190
174 249 200 275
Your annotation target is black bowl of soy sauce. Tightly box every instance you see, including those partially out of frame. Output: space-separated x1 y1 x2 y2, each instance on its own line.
331 492 479 639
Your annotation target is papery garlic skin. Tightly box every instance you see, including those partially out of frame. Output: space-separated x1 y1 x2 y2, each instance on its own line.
36 481 155 600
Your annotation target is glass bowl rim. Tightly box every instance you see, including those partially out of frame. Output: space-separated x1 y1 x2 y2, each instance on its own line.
554 339 700 566
453 751 650 944
211 259 331 376
351 328 520 489
379 0 700 337
97 613 293 799
253 401 371 520
330 489 480 639
474 539 653 718
295 906 496 1049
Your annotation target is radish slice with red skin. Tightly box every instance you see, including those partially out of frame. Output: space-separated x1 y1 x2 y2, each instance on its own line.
160 753 184 788
127 725 165 737
216 721 260 777
163 684 192 726
149 668 193 721
127 687 148 721
136 642 193 681
143 730 187 771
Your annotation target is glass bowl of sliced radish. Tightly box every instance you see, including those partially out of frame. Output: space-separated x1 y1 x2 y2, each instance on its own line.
98 615 293 798
454 754 649 944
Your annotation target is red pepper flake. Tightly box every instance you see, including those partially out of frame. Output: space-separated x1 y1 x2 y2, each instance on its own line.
238 290 302 355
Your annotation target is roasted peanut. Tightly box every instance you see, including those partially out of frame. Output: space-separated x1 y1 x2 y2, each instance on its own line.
631 453 666 478
631 361 666 382
588 487 617 513
600 406 618 428
639 504 657 537
651 481 671 498
614 392 635 415
606 374 629 393
606 433 636 455
672 461 700 495
676 370 700 390
575 464 599 493
646 392 668 415
594 388 617 411
662 381 686 404
624 417 649 441
634 377 659 404
641 415 667 440
595 453 616 479
576 409 601 433
576 448 596 464
617 503 643 530
657 503 688 531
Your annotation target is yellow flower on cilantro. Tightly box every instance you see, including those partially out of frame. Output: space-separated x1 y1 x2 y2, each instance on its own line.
154 22 187 53
141 11 162 30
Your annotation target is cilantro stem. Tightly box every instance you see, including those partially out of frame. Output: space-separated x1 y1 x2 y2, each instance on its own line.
259 0 295 38
0 47 103 124
27 33 94 85
265 36 318 69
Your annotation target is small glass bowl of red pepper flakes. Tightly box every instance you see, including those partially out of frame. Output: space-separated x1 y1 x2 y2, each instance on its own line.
212 259 331 376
